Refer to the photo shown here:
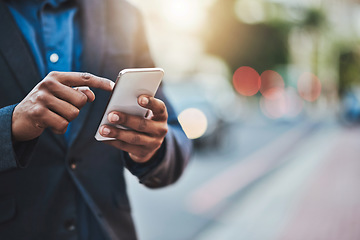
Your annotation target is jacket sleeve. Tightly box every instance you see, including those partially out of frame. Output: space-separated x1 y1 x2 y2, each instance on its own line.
138 126 192 188
0 105 18 172
0 104 37 173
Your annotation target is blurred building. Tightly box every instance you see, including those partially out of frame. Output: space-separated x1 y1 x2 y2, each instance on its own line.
127 0 360 144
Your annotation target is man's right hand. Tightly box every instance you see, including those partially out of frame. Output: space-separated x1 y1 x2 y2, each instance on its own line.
12 71 114 142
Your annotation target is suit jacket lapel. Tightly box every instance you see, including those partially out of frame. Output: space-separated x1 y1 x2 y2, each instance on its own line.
0 2 41 96
0 1 107 149
79 0 106 76
0 2 68 149
67 0 106 148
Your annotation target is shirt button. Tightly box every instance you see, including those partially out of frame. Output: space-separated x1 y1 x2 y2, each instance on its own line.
64 219 76 231
49 53 59 63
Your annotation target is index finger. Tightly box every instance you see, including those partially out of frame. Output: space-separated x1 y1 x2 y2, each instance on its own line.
48 71 115 92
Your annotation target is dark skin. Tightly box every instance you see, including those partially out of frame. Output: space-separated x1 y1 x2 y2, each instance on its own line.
12 71 168 163
99 95 168 163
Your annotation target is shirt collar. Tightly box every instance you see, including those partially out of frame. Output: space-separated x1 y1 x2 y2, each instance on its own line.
5 0 70 8
44 0 69 8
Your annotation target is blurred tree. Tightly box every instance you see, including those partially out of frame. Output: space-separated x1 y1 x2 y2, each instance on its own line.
204 0 289 76
296 7 328 76
338 50 360 96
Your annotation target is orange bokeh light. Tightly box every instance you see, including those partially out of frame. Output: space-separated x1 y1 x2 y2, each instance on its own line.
232 66 261 96
297 72 322 102
260 70 285 99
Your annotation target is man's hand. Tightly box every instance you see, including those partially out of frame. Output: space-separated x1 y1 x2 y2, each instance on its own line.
99 95 168 163
12 71 114 142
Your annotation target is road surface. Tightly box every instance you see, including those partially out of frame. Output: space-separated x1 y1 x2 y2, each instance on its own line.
125 116 360 240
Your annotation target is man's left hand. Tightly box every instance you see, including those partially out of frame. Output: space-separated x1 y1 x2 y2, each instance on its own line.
99 95 168 163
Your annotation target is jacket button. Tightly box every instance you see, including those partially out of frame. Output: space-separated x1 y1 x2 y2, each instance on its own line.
64 219 76 231
69 159 77 170
70 163 77 170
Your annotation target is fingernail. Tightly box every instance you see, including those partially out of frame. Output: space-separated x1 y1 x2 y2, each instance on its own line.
110 81 115 89
140 96 149 105
101 126 111 136
109 113 120 122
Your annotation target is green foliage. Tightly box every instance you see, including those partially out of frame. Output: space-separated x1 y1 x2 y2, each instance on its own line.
298 8 328 32
338 50 360 96
204 0 289 75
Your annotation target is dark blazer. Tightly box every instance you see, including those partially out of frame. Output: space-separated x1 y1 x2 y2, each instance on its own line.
0 0 192 239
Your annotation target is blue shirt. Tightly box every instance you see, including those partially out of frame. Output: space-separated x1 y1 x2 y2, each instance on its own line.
6 0 82 78
5 1 105 239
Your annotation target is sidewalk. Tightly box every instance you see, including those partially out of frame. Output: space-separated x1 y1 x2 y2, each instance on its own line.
195 123 360 240
278 125 360 240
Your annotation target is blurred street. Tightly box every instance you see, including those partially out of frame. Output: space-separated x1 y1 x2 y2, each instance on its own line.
125 1 360 239
125 114 360 240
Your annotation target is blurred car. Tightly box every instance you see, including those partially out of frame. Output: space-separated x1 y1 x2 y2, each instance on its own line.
339 87 360 125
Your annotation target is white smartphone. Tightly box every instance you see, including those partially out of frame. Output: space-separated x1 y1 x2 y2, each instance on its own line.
95 68 164 141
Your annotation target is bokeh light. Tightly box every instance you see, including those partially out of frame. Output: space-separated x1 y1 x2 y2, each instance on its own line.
260 94 287 119
178 108 208 139
234 0 266 24
232 66 261 96
297 72 322 102
260 70 285 99
284 87 304 118
260 87 304 119
162 0 206 32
